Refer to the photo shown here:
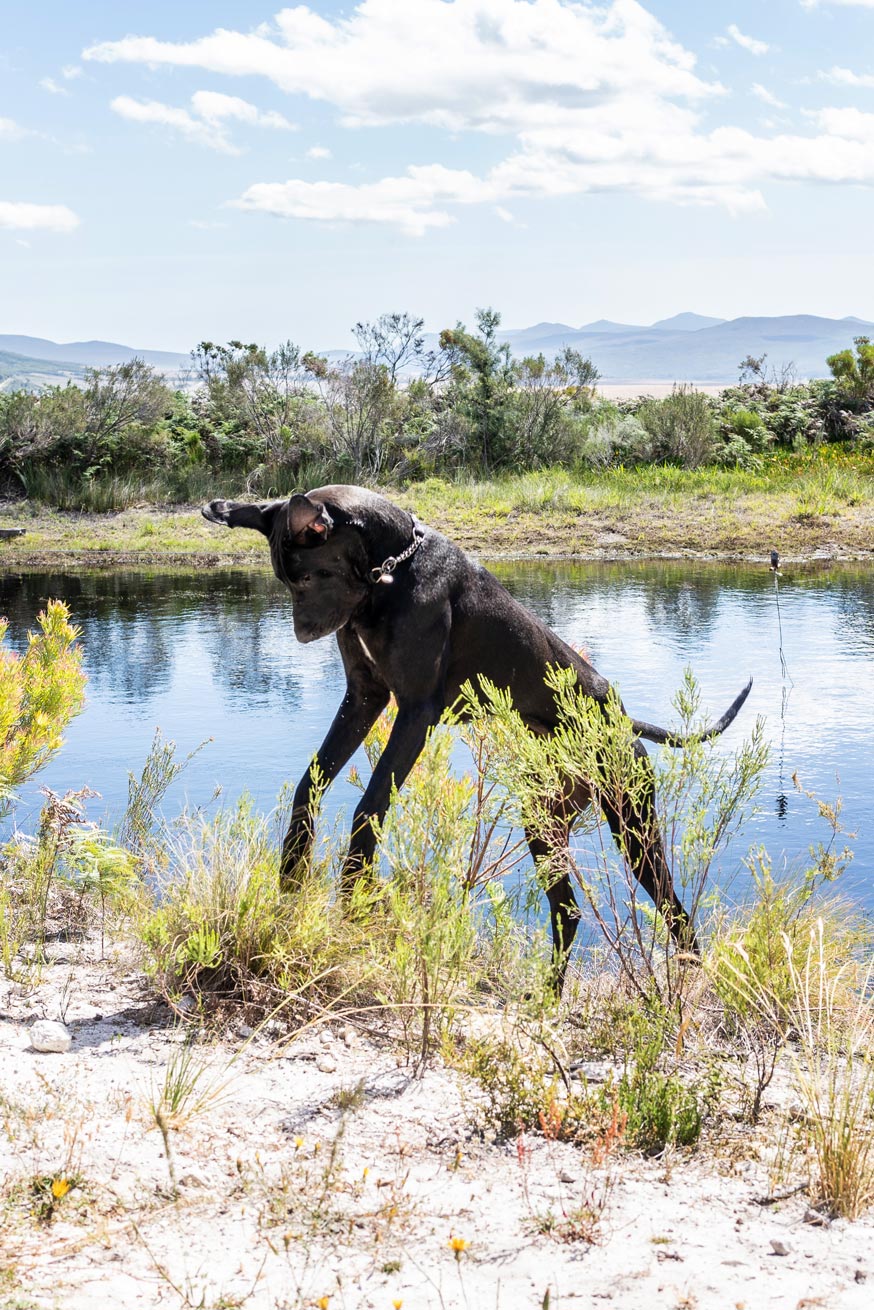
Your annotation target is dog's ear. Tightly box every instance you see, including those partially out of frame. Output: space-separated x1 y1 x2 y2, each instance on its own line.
287 493 334 542
201 500 283 536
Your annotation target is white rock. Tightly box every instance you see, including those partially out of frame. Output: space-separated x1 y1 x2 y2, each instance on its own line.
317 1055 337 1074
29 1019 72 1053
770 1239 791 1257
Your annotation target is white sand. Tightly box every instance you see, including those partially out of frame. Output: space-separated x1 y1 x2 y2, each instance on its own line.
1 939 871 1310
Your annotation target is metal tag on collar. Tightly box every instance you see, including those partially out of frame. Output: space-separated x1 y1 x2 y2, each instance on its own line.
370 556 398 584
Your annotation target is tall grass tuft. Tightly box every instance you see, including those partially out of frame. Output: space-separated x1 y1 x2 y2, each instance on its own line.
787 921 874 1219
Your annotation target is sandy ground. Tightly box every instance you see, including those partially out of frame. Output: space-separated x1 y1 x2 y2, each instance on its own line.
1 938 872 1310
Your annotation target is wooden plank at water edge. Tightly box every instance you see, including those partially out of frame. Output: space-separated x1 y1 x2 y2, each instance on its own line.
0 528 25 540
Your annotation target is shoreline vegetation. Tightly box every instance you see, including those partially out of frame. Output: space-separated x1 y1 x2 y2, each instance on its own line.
3 617 874 1306
2 311 874 572
3 450 874 568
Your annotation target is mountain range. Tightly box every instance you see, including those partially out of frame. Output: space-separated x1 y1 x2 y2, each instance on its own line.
491 312 874 382
2 313 872 391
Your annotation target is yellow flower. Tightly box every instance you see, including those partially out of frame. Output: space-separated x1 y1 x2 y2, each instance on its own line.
393 1301 403 1309
317 1299 330 1310
449 1235 469 1259
294 1136 304 1150
362 1166 369 1180
51 1178 71 1199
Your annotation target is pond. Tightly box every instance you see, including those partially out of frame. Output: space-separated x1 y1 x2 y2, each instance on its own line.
1 560 872 908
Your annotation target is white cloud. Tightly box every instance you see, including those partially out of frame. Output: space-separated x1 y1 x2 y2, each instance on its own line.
305 145 332 159
821 65 874 88
40 77 69 96
84 0 723 133
110 91 295 152
81 1 874 234
751 83 787 108
813 106 874 139
0 117 28 140
0 201 80 232
62 64 83 79
802 1 874 8
190 90 294 131
726 24 769 56
234 164 486 236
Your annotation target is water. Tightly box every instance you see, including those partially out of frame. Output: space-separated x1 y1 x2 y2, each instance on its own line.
2 560 873 906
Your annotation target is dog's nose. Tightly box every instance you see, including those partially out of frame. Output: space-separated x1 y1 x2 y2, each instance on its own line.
293 618 317 644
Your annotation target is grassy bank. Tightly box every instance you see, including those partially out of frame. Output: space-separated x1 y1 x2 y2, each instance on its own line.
3 449 874 568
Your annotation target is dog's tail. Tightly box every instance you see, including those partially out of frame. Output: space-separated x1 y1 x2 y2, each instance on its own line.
629 677 753 746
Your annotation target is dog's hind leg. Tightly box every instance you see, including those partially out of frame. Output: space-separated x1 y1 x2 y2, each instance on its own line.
598 740 698 953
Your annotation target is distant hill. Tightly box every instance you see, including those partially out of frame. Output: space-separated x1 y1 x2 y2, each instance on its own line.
650 312 726 332
495 313 874 382
577 318 646 334
2 315 873 390
0 335 189 370
0 348 86 393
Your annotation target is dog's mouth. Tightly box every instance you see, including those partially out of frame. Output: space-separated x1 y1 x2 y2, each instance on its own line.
293 614 346 644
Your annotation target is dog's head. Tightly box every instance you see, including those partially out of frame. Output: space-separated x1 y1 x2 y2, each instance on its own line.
203 491 372 643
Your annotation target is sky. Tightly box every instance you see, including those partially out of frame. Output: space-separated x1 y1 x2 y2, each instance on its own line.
2 0 874 352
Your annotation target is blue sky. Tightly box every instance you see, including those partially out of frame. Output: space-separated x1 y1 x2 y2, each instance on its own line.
2 0 874 351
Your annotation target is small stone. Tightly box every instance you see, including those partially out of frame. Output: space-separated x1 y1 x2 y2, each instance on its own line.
855 1269 867 1284
317 1055 337 1074
175 994 199 1015
237 1023 254 1039
29 1019 72 1053
559 1170 576 1184
770 1239 791 1257
803 1208 830 1227
342 1024 357 1047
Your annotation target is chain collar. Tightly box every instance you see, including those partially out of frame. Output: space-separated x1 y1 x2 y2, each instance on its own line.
369 524 425 584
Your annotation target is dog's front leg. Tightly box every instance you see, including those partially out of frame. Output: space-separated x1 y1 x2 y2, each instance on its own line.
281 685 389 889
340 698 443 896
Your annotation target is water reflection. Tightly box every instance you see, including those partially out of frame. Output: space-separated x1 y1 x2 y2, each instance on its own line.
1 560 872 904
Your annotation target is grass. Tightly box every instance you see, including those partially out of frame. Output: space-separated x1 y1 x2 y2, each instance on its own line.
5 599 874 1275
2 448 873 565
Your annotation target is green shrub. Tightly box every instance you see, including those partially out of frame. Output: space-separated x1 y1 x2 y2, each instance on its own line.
0 601 86 816
636 387 717 467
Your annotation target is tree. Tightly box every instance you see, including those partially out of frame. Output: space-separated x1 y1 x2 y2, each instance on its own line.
303 353 401 479
353 312 425 386
83 359 171 445
439 308 514 471
737 352 797 393
191 340 315 466
826 336 874 403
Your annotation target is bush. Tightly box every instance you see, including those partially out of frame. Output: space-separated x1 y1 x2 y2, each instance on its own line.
574 412 652 469
636 387 717 467
0 601 86 817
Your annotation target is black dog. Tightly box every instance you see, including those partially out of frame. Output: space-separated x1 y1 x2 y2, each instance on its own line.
203 485 750 988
